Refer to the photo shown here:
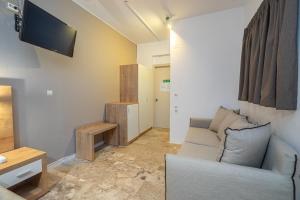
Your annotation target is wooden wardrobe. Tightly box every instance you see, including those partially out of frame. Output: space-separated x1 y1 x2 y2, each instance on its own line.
106 64 154 145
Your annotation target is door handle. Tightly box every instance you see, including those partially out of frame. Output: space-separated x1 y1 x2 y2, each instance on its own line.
155 98 158 102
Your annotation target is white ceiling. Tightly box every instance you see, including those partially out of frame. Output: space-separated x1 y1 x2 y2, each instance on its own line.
73 0 246 44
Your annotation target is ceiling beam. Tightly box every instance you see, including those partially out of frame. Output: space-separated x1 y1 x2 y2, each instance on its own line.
124 0 160 41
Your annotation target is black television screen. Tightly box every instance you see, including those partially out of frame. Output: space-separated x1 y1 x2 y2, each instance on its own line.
19 0 77 57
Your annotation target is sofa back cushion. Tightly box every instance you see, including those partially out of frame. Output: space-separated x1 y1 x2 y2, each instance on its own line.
230 117 256 129
218 123 271 168
209 107 233 132
216 112 244 141
262 135 298 177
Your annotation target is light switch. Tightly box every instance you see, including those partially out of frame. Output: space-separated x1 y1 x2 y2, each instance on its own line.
47 90 53 96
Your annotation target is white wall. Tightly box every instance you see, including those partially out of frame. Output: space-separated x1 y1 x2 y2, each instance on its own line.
137 41 170 67
170 7 245 143
243 0 263 24
240 0 300 154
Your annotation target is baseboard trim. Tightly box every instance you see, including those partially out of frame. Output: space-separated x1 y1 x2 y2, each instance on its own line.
140 127 153 136
48 141 105 169
128 127 152 145
48 154 76 169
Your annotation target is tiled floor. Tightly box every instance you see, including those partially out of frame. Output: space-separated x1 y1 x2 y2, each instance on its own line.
41 128 180 200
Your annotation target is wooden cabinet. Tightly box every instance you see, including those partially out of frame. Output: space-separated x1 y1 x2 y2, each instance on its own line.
106 64 153 146
120 64 154 133
120 64 139 103
105 103 139 146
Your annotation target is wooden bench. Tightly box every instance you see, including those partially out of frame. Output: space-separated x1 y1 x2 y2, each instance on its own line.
76 122 118 161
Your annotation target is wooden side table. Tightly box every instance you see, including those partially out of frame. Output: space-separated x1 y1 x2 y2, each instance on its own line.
0 147 49 200
76 122 118 161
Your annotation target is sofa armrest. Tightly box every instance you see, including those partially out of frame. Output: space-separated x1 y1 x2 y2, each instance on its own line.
0 187 25 200
190 118 212 128
166 155 293 200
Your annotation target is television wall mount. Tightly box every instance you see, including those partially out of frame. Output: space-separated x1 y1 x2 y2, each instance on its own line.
6 2 22 32
14 14 22 32
7 2 19 13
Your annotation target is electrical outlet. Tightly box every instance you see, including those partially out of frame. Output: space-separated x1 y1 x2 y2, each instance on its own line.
7 2 19 13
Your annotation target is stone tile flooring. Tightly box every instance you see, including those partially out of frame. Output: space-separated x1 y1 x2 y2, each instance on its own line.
41 129 180 200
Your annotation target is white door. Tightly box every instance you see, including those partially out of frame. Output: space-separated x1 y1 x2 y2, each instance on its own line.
138 65 154 133
127 104 139 142
154 67 170 128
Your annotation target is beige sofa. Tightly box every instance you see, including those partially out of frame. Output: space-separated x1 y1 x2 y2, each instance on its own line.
0 187 25 200
166 118 298 200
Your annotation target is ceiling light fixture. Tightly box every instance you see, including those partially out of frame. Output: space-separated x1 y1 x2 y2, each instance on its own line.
166 16 172 29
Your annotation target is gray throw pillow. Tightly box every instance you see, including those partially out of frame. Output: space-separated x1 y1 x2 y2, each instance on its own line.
218 123 271 168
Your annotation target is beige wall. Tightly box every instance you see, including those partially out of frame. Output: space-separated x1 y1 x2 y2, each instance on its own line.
0 0 136 162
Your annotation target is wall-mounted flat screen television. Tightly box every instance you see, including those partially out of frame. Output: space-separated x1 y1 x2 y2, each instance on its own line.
19 0 77 57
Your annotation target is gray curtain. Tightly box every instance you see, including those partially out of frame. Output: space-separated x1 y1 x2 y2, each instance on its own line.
239 0 298 110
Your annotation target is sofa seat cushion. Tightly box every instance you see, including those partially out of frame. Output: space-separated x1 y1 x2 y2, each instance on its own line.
178 142 219 160
185 128 220 147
